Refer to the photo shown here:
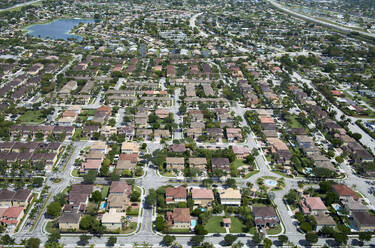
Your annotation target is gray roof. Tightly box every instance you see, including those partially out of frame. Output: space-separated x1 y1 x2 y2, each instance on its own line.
58 212 81 224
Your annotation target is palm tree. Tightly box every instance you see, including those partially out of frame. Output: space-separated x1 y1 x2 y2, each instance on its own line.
132 242 139 248
141 242 152 248
121 216 129 229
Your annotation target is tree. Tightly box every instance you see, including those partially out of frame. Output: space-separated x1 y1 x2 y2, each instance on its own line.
130 189 141 202
278 235 288 245
79 235 91 246
190 235 204 246
325 191 339 205
263 238 272 248
195 224 208 235
224 234 237 246
47 230 61 244
300 222 312 233
284 190 299 205
145 189 157 207
333 232 348 245
305 232 318 244
107 236 117 246
91 190 102 203
162 235 176 246
83 170 97 184
335 156 344 164
252 231 264 244
231 241 244 248
319 181 332 193
26 238 41 248
225 178 237 189
155 216 167 232
359 232 372 244
352 132 362 141
0 235 15 245
46 201 61 218
201 242 214 248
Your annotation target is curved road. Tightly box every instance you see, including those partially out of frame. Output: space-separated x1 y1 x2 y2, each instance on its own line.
266 0 375 39
0 0 41 12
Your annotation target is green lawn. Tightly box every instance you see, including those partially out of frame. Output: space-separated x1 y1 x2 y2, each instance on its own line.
245 170 260 178
229 217 246 233
72 169 80 177
168 228 191 233
101 186 109 199
231 159 245 170
252 203 268 207
160 171 175 177
72 128 82 141
205 216 225 233
18 110 45 123
126 208 139 216
266 224 282 235
81 109 97 116
120 222 137 234
46 221 58 233
286 114 303 128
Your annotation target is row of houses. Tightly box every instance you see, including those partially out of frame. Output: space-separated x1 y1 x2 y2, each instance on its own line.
0 189 33 233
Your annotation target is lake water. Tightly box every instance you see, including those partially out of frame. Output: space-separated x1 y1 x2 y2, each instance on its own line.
25 19 95 41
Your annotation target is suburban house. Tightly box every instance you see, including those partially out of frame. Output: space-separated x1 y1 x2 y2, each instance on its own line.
101 208 126 230
0 189 32 208
189 157 207 170
154 129 171 140
165 186 187 204
252 206 279 228
166 208 191 229
331 184 359 201
343 198 368 215
155 109 169 119
191 188 214 206
351 211 375 232
186 128 203 140
232 146 250 159
166 157 185 170
121 142 139 154
80 159 102 173
90 141 108 154
188 110 204 122
168 144 186 153
107 181 132 212
206 128 224 142
58 212 81 230
68 184 93 206
226 128 242 142
217 188 241 206
211 158 230 174
0 206 25 231
300 196 327 215
266 138 292 165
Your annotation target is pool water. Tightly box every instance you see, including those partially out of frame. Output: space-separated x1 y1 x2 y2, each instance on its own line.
99 201 107 210
265 179 277 187
191 219 197 228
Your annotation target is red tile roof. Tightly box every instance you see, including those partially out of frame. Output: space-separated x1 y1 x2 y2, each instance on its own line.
332 184 359 200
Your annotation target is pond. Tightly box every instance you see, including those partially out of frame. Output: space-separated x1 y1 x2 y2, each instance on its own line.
25 19 96 41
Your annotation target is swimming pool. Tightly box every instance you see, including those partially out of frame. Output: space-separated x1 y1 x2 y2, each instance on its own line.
99 201 107 210
191 219 197 228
